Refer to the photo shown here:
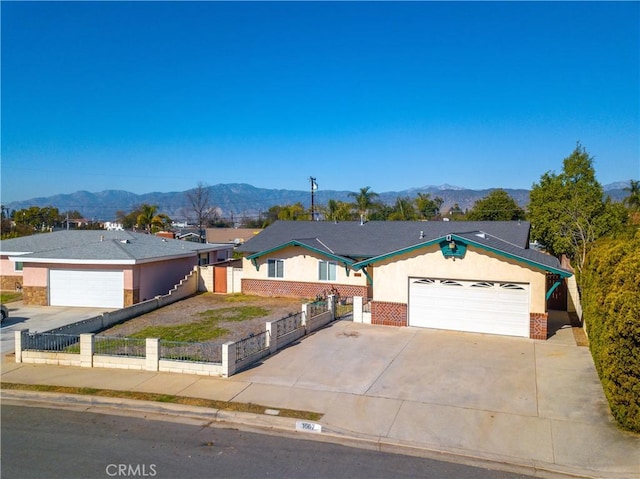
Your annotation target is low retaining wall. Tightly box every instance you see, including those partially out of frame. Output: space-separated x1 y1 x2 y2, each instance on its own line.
15 296 339 378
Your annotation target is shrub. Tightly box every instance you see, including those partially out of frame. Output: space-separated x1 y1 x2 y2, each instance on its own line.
581 230 640 432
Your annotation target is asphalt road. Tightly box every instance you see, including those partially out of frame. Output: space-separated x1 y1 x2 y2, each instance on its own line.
1 405 535 479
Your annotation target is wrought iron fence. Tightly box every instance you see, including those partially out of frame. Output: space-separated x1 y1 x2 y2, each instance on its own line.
275 312 303 338
94 336 146 358
160 340 221 364
23 332 80 353
235 331 269 363
307 300 329 319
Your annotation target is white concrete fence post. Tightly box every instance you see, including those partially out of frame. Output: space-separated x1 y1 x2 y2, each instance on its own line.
14 330 28 363
146 338 160 371
80 334 94 368
353 296 364 323
327 294 336 319
222 341 237 378
301 303 310 329
266 321 278 354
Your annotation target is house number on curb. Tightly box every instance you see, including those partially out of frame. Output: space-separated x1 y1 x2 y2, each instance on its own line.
296 421 322 433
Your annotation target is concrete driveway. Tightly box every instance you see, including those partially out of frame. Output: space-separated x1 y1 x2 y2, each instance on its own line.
231 316 639 476
0 302 113 354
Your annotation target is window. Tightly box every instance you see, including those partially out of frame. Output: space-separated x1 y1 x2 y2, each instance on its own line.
318 261 337 281
267 259 284 278
14 262 23 272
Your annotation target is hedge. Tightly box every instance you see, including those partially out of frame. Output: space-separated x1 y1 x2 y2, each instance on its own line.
581 230 640 433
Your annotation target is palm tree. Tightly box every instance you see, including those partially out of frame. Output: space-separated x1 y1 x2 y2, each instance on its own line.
389 197 418 220
623 180 640 211
136 204 159 233
348 186 379 222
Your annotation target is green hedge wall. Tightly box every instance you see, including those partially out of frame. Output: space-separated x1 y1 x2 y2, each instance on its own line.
581 230 640 433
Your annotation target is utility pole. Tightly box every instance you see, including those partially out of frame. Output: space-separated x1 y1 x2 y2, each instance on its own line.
309 177 318 221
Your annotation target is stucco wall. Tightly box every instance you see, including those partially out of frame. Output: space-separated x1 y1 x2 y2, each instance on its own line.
0 257 24 289
242 246 368 289
136 256 198 301
372 245 547 312
22 264 49 287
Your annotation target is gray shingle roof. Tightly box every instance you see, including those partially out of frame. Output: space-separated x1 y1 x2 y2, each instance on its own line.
237 220 569 274
0 230 224 262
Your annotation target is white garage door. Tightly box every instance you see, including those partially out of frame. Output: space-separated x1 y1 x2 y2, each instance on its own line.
50 270 124 308
409 278 530 337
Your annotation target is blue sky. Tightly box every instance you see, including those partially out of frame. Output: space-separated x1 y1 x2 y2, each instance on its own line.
2 1 638 203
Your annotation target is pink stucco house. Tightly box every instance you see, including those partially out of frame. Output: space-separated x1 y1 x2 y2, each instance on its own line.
0 230 232 308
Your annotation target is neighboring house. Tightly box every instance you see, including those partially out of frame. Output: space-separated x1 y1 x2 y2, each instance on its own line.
0 230 233 308
104 221 124 231
236 220 572 339
205 228 263 246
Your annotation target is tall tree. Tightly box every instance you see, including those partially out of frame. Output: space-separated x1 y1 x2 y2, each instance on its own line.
623 180 640 211
323 199 353 222
446 203 466 220
388 197 418 220
186 182 212 242
135 204 170 234
348 186 379 221
467 189 525 221
528 143 624 273
276 203 307 221
415 193 444 220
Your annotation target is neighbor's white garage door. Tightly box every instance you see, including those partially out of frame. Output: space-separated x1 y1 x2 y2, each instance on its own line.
49 270 124 308
409 278 530 337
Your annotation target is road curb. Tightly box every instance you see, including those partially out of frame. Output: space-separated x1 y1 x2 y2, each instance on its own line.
2 389 617 479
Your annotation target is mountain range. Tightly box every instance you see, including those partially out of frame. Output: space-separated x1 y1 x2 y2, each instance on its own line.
3 182 631 222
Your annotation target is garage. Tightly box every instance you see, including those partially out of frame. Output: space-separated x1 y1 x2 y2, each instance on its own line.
49 269 124 308
409 278 530 337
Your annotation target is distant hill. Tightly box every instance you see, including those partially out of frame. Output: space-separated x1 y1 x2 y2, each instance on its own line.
3 181 632 222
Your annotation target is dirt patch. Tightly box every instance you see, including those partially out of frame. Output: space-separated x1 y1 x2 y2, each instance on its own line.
101 293 304 345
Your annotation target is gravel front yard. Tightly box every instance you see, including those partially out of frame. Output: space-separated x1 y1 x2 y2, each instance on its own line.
101 293 305 345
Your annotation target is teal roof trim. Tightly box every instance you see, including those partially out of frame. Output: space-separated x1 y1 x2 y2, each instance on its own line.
353 234 572 277
246 240 355 268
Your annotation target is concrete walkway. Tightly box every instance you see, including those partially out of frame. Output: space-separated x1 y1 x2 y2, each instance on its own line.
1 317 638 479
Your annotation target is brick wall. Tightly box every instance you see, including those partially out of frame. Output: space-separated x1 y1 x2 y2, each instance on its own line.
23 286 47 306
242 279 367 299
371 301 407 327
530 312 548 340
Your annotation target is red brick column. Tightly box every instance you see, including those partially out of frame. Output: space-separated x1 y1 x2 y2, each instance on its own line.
530 312 548 340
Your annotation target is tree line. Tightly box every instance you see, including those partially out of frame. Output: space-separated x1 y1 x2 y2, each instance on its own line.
3 144 639 273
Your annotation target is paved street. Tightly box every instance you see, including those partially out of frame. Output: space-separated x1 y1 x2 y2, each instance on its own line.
2 404 535 479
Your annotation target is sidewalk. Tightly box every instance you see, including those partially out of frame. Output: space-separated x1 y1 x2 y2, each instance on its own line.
2 320 639 479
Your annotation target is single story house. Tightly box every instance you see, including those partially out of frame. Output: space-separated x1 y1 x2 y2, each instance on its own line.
0 230 233 308
236 220 572 339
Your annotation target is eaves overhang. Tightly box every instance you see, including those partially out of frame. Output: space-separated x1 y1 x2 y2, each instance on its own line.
7 251 198 266
246 240 355 267
352 234 572 278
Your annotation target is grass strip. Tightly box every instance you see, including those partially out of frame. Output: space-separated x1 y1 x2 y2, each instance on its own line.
1 382 322 421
